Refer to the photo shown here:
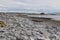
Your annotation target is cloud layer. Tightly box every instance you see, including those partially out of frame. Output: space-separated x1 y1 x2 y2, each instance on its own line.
0 0 60 13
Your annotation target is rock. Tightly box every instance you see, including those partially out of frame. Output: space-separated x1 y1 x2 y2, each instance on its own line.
0 14 60 40
16 38 23 40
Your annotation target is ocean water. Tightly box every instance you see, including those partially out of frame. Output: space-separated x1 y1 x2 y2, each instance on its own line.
28 15 60 21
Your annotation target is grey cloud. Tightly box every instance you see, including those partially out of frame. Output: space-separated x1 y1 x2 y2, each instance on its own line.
0 0 60 13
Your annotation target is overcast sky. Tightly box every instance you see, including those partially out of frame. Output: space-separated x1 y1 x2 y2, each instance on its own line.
0 0 60 13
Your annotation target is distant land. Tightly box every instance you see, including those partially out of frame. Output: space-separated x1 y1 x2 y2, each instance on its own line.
0 12 60 15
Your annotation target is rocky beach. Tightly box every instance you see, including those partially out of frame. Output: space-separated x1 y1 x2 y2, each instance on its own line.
0 13 60 40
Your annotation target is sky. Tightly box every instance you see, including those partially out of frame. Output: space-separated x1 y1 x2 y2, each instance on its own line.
0 0 60 13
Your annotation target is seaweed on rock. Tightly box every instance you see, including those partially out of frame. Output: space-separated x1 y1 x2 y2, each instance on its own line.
0 21 7 27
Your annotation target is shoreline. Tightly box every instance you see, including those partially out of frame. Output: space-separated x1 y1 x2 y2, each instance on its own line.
0 13 60 40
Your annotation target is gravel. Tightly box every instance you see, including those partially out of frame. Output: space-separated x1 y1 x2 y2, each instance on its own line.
0 14 60 40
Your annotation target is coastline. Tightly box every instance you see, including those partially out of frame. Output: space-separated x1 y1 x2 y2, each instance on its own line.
0 13 60 40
